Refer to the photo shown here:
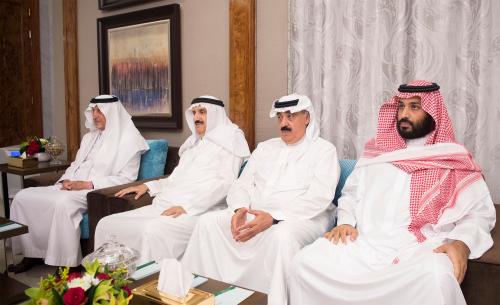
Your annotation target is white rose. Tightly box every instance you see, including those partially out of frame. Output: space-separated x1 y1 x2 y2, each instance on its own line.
67 274 93 290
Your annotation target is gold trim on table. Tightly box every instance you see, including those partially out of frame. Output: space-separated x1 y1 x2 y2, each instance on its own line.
132 279 214 305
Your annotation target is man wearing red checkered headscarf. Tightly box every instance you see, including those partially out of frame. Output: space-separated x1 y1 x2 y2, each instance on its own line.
288 81 496 305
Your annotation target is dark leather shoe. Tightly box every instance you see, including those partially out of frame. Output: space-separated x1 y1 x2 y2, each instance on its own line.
67 265 83 274
7 257 43 273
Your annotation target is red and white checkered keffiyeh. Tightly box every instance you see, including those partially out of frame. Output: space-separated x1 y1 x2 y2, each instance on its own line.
363 80 483 242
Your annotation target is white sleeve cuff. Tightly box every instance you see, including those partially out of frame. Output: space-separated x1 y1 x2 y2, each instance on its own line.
144 180 161 196
336 209 357 227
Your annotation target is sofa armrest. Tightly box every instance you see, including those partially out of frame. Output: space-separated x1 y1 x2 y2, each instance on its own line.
473 204 500 265
461 204 500 305
86 175 167 251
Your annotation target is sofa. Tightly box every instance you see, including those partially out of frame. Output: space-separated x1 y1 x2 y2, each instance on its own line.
85 158 499 305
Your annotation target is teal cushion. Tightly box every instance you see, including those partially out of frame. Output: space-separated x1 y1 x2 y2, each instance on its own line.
333 159 357 205
238 160 248 177
138 139 169 180
80 213 89 239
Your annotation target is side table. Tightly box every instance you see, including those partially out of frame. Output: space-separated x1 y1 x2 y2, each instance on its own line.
0 161 70 218
0 216 29 304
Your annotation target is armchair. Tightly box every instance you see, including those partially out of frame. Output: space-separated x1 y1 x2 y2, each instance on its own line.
85 145 179 254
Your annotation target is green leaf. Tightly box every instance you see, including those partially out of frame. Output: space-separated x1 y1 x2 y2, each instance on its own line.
24 287 40 299
84 260 101 276
86 284 97 305
51 288 64 305
93 282 113 304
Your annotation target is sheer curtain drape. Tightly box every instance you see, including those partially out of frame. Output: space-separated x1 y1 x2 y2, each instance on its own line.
289 0 500 201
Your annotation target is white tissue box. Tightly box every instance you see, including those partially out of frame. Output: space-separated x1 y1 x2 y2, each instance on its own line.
132 279 214 305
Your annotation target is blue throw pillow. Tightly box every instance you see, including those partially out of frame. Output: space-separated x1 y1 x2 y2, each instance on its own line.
137 139 168 180
333 159 357 205
238 160 248 177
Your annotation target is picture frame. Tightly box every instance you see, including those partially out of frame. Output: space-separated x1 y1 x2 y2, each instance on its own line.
98 0 159 11
97 4 182 129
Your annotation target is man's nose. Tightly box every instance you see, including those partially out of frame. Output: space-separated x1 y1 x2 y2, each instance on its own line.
400 106 410 118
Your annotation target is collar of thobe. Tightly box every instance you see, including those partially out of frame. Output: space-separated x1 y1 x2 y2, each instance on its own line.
405 134 430 148
278 135 311 161
282 134 306 147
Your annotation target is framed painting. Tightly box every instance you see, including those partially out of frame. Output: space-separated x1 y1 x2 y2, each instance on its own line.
98 0 159 11
97 4 182 129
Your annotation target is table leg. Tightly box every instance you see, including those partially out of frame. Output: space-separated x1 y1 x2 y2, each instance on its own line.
1 172 8 219
3 240 7 274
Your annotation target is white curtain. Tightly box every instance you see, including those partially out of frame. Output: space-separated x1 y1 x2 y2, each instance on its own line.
289 0 500 202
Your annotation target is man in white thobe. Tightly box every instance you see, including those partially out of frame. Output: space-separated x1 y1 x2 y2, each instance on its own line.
182 94 340 305
94 96 250 264
288 81 496 305
9 95 149 272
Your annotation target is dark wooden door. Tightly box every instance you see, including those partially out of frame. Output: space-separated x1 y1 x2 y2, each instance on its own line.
0 0 42 148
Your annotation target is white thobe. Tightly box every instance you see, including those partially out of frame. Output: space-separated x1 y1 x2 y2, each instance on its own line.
182 137 340 305
95 139 243 263
10 133 141 266
288 142 496 305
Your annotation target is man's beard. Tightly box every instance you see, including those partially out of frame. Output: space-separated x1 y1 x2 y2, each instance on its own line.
397 114 436 139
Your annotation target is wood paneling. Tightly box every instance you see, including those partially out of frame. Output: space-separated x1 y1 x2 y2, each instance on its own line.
0 0 42 147
63 0 80 161
229 0 256 149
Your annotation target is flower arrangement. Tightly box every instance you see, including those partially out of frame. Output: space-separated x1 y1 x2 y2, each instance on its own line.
20 136 49 157
23 260 133 305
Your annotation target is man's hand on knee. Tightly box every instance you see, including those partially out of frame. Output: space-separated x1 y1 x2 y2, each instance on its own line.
324 224 358 244
161 206 186 218
69 180 93 191
433 240 470 284
234 209 273 242
231 208 248 238
60 180 92 191
60 180 72 190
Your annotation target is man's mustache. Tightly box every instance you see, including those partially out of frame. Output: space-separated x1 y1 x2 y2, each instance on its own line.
281 126 292 132
397 118 414 128
195 120 204 125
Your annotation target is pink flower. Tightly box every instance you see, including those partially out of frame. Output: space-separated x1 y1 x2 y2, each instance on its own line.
123 285 132 297
96 273 110 281
63 287 87 305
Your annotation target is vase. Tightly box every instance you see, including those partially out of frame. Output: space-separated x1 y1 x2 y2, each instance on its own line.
46 136 65 165
35 152 51 162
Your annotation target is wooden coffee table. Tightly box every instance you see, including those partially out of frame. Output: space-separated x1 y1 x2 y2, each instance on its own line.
130 273 267 305
0 217 29 304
